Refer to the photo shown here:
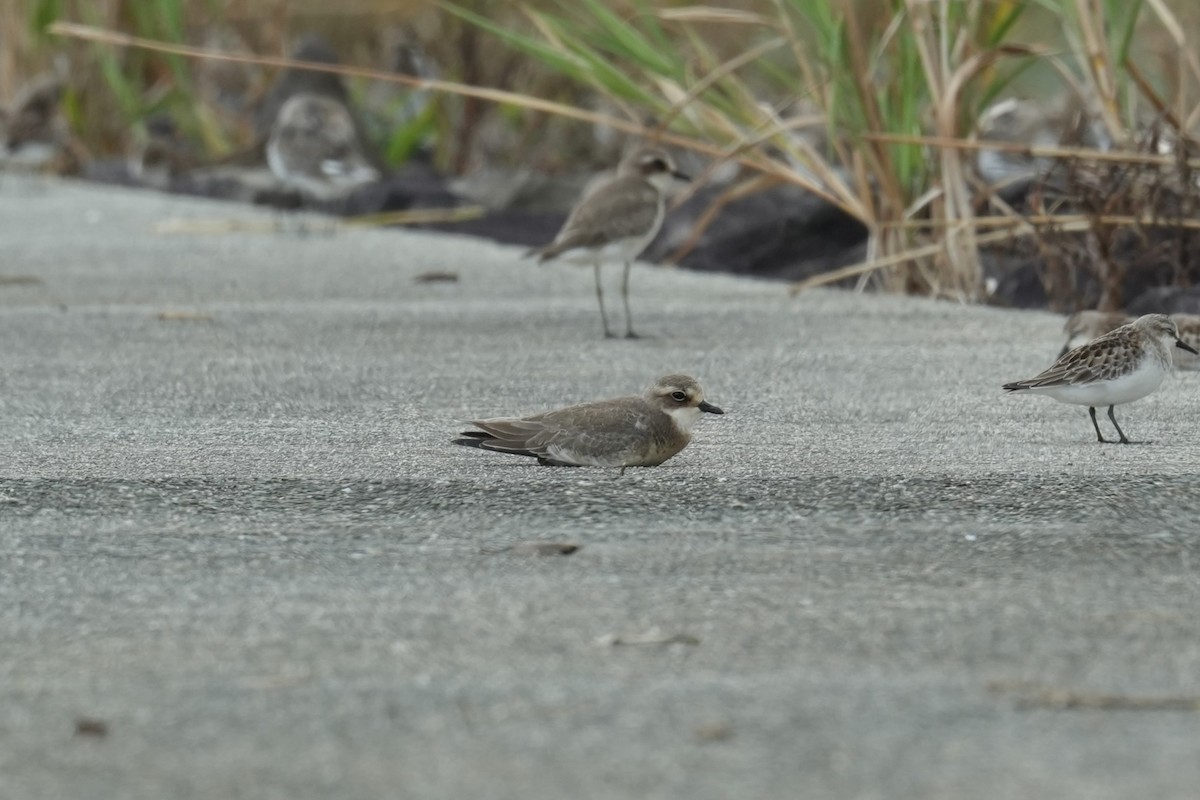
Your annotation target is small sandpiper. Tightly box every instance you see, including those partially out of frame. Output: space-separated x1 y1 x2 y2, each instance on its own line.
1005 313 1197 443
453 374 723 469
266 93 379 201
530 146 690 339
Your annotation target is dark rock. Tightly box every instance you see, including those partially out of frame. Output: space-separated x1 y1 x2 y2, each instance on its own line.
425 210 564 249
1127 285 1200 315
645 183 868 281
983 246 1049 309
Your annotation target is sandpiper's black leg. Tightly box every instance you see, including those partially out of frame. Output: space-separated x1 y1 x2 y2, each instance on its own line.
593 260 614 338
1107 405 1131 444
620 259 639 339
1089 406 1109 443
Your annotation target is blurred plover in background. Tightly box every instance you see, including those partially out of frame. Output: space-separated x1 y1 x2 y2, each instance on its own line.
530 146 690 339
266 93 380 201
0 73 75 173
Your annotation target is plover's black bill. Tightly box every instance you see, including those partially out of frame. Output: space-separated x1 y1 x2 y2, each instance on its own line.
1176 339 1199 355
698 401 724 414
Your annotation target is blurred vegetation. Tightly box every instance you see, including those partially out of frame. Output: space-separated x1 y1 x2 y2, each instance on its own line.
5 0 1200 302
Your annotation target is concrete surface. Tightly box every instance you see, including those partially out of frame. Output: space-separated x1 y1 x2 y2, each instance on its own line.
2 175 1199 799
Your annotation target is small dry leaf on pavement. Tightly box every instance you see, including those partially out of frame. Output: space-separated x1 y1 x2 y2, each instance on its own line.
987 680 1200 711
74 717 109 738
412 271 459 284
157 310 214 322
597 629 701 647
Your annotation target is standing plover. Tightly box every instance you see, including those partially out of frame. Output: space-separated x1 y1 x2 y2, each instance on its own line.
453 374 723 468
530 146 690 339
1004 313 1197 443
266 93 379 201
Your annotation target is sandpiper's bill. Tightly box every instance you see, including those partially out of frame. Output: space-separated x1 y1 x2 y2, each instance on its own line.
1168 314 1200 371
529 146 690 339
1005 313 1197 443
266 93 379 201
453 374 723 469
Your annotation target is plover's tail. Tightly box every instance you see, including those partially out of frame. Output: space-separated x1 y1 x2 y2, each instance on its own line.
1001 381 1030 393
524 242 561 263
452 430 541 460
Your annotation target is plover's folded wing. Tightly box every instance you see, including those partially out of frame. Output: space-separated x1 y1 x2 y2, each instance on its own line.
461 401 646 467
536 179 660 259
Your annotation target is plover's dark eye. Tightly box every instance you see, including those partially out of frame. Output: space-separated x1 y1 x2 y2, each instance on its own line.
670 391 687 402
649 158 667 171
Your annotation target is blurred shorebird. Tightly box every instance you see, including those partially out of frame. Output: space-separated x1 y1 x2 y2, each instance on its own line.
128 115 198 189
266 93 380 201
1 74 75 173
453 374 723 470
1059 310 1131 357
529 146 690 339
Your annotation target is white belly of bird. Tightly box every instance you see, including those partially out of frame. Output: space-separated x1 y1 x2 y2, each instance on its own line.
557 232 656 265
1041 357 1167 406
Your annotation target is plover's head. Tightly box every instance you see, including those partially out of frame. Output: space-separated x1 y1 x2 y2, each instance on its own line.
1134 313 1200 355
619 147 691 192
647 374 723 430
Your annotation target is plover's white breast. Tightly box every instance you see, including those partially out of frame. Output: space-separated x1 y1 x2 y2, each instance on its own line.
554 201 665 266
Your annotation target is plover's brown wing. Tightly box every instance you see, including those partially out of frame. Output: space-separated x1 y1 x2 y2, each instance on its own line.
535 177 661 260
465 399 653 467
1005 329 1135 390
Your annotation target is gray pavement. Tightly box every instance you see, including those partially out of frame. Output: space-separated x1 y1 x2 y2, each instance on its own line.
2 175 1200 799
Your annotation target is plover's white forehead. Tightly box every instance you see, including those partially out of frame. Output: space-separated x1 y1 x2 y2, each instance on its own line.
619 146 677 177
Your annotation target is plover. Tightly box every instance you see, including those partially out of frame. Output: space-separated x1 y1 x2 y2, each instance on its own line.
530 146 690 339
1004 313 1197 443
453 374 723 468
128 115 197 190
266 93 379 201
1 74 72 172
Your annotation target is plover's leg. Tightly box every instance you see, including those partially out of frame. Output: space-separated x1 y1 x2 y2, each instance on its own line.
593 259 614 338
620 259 639 339
624 260 643 338
1106 405 1131 444
1088 406 1109 443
